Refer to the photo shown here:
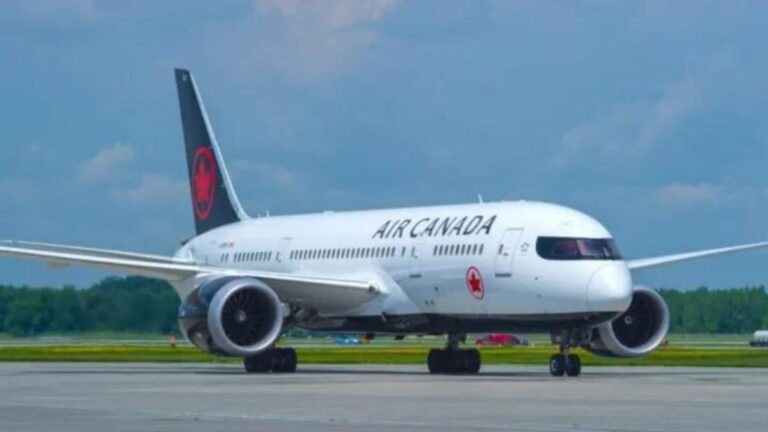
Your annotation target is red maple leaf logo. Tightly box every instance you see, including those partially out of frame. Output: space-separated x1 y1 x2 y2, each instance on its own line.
191 147 216 220
466 266 484 300
194 159 212 203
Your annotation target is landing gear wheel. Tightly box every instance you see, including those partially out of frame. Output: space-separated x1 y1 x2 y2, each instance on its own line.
272 348 298 373
549 354 566 377
427 349 481 374
244 348 298 373
464 349 481 374
565 354 581 377
244 351 272 373
427 349 444 374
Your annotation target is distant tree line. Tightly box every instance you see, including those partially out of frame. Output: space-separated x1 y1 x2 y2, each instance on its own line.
0 277 766 336
658 286 768 333
0 277 178 336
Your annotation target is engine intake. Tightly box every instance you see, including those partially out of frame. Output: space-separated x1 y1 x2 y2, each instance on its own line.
583 286 669 358
179 277 283 356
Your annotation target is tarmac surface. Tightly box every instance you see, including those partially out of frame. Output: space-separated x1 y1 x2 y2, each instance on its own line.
0 363 766 432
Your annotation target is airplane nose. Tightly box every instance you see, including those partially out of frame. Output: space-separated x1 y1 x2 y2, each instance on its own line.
587 263 633 312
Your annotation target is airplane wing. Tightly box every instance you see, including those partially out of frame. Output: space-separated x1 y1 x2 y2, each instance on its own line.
0 240 188 264
627 242 768 271
0 243 380 313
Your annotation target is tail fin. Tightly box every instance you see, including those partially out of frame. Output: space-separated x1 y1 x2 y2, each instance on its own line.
174 68 247 235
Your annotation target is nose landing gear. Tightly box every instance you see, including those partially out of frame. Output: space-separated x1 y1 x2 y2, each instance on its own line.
549 353 581 377
549 330 583 377
427 333 481 374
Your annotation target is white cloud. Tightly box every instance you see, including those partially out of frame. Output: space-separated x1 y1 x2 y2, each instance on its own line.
78 144 186 205
233 0 400 83
78 143 135 183
110 173 186 204
557 76 705 165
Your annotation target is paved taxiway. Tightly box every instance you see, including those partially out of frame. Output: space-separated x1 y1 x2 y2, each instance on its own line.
0 363 765 432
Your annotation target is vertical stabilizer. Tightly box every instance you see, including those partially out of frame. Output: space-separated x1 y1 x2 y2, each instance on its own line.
175 69 247 235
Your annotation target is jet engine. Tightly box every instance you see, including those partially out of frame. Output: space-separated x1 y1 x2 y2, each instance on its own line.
178 277 283 356
583 285 669 358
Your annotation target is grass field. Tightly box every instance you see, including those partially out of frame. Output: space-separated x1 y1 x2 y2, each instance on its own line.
0 344 766 367
0 333 763 367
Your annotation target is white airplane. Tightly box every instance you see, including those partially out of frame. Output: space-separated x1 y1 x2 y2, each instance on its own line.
1 69 766 376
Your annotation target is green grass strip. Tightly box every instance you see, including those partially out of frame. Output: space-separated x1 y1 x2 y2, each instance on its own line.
0 345 767 367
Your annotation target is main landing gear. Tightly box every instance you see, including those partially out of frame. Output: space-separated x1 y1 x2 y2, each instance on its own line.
549 330 582 377
243 347 297 373
427 334 481 374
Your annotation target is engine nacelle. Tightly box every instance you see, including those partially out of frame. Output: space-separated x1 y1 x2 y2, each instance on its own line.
178 277 283 356
583 285 669 358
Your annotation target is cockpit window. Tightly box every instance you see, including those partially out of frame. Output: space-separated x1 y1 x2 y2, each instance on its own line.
536 237 622 260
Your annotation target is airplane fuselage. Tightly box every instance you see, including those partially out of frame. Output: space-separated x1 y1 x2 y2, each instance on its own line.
175 200 633 334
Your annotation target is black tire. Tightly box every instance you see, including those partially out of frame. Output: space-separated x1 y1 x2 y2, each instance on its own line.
466 349 481 374
244 351 272 373
272 348 298 373
281 348 297 373
549 354 566 377
565 354 581 377
427 349 443 374
452 350 470 374
428 348 481 374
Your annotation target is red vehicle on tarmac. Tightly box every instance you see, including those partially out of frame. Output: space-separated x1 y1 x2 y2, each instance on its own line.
475 334 529 347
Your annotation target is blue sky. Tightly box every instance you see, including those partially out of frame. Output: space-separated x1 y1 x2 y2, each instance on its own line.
1 0 766 289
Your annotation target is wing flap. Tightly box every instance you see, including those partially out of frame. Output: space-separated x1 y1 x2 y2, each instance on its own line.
627 242 768 271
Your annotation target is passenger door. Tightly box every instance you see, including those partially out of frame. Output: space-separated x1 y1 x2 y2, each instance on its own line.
494 229 524 277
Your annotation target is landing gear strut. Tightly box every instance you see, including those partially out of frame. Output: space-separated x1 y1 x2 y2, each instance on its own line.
427 334 481 374
549 330 582 377
244 347 297 373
